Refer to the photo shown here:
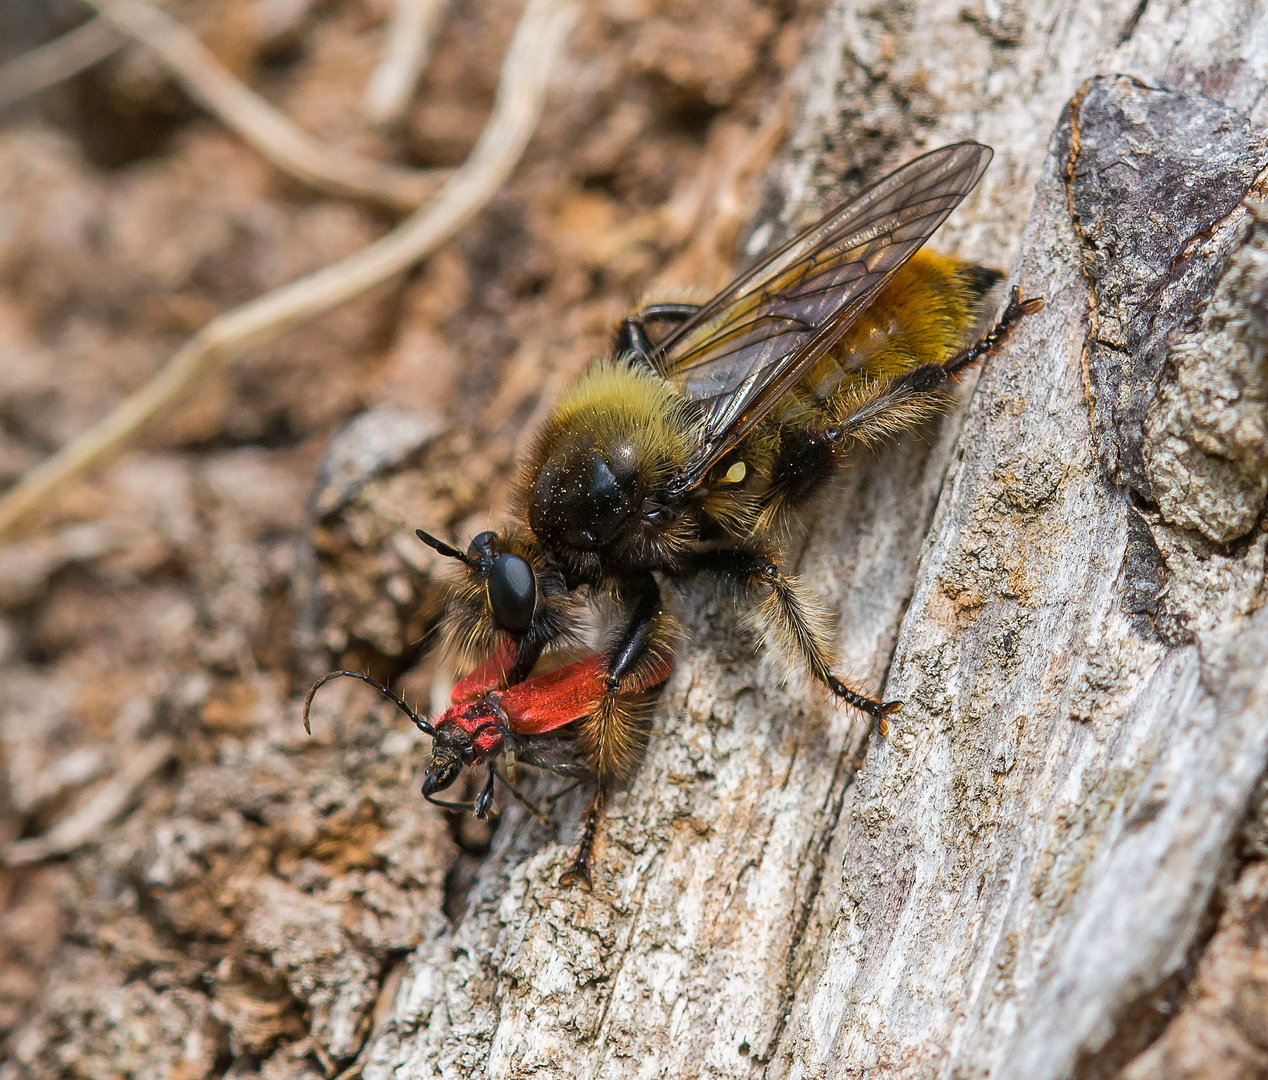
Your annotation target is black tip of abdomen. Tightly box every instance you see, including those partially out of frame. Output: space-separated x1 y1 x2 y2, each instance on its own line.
959 264 1005 297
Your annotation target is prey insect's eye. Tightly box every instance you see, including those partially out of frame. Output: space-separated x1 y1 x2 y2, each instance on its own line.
487 553 537 633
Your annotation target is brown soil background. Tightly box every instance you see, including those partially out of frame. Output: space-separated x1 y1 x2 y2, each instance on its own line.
0 0 809 1074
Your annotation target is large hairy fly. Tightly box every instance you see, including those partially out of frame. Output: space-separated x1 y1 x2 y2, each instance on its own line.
336 141 1040 887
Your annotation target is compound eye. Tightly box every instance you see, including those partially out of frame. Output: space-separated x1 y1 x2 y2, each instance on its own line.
487 553 537 633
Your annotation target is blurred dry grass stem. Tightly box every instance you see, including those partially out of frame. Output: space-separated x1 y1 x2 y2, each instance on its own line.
0 16 122 112
364 0 451 129
0 0 578 544
84 0 451 209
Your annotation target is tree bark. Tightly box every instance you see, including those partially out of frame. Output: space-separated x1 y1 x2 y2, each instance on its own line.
362 0 1268 1076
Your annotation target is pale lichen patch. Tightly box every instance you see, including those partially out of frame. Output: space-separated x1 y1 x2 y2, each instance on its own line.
1149 522 1268 648
1144 203 1268 545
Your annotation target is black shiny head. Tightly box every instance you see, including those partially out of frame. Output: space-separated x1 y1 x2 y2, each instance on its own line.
421 743 464 801
530 437 642 552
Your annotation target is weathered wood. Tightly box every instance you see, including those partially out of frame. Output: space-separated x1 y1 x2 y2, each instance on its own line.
363 0 1268 1076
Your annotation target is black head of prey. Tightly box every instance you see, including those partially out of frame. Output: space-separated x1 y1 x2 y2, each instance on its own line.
303 668 511 817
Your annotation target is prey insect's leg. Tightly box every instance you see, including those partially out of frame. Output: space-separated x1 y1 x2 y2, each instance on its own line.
493 768 551 824
618 302 701 365
473 767 498 819
519 758 591 779
497 754 589 821
558 786 606 890
542 776 586 808
684 548 900 733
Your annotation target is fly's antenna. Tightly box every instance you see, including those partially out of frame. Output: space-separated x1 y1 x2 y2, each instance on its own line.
303 670 438 738
415 528 480 569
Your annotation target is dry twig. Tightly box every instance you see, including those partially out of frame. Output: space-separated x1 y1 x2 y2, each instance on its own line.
83 0 450 209
0 17 122 111
2 737 175 866
364 0 450 129
0 0 577 543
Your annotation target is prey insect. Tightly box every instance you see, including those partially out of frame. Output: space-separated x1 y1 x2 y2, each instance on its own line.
408 141 1040 887
305 646 673 887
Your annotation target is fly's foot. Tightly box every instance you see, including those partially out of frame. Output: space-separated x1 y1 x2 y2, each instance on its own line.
558 855 593 891
945 286 1045 378
557 787 605 891
875 700 901 737
1008 286 1045 319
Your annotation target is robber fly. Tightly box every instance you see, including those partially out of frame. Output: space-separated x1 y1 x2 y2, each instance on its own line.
403 141 1040 887
305 645 672 872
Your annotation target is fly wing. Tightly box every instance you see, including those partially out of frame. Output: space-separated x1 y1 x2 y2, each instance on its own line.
655 142 992 497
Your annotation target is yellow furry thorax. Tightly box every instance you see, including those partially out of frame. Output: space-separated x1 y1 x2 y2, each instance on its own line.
515 359 697 520
536 360 693 461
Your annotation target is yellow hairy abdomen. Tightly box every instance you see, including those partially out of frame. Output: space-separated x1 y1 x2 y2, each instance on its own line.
798 249 982 406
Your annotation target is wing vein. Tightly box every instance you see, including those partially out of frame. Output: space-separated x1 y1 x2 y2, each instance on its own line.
654 141 992 496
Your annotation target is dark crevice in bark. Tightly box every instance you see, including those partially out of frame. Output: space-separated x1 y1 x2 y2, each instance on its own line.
1117 506 1172 640
1115 0 1151 45
588 843 665 1055
1075 760 1268 1080
763 726 872 1067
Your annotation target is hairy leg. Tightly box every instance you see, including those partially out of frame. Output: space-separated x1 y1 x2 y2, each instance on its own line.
943 286 1042 378
550 577 676 889
681 547 899 733
766 287 1043 516
582 574 673 784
